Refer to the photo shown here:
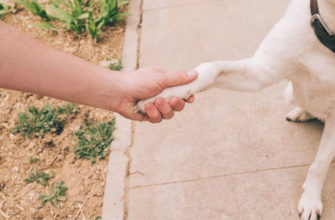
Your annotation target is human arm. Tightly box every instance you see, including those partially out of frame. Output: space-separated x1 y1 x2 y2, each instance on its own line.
0 21 197 122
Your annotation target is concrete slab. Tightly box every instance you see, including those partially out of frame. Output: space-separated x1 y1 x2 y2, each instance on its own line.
102 115 132 220
128 164 335 220
130 0 321 188
101 0 141 219
129 83 323 187
143 0 205 11
140 0 291 71
126 0 331 219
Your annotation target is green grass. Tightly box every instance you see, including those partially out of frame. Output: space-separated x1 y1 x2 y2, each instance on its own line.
86 0 128 41
57 102 79 115
39 180 68 207
29 156 41 164
12 103 78 138
0 3 9 19
16 0 128 41
109 59 122 71
16 0 51 21
90 216 102 220
49 0 90 35
25 169 53 186
49 0 128 41
74 119 115 164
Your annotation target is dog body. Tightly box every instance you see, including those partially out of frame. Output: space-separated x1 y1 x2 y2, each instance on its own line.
137 0 335 219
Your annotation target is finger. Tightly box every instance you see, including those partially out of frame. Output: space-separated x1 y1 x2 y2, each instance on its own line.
154 98 174 119
169 97 186 112
118 104 146 122
186 95 194 103
160 70 198 88
145 102 163 123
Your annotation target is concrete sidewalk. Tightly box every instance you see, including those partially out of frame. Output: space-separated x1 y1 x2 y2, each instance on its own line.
104 0 335 219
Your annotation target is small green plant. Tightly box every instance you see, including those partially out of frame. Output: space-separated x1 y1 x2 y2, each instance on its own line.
109 59 122 71
39 180 68 207
12 105 65 138
90 216 101 220
85 7 104 42
48 0 128 41
74 119 115 164
57 103 79 115
12 103 79 138
86 0 128 41
99 0 128 26
0 3 9 19
16 0 51 21
29 156 41 164
49 0 91 34
14 0 128 40
25 169 52 186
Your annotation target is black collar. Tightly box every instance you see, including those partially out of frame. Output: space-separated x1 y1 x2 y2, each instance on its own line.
310 0 335 53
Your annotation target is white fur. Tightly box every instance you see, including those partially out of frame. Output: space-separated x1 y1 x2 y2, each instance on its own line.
137 0 335 219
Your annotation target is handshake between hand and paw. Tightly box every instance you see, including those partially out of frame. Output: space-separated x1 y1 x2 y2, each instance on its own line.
127 63 220 123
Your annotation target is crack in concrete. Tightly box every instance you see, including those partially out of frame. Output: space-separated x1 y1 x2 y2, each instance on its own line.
123 0 144 219
123 122 135 220
136 0 143 70
129 163 312 189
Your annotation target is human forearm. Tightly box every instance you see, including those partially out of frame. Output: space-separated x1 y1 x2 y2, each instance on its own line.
0 21 118 109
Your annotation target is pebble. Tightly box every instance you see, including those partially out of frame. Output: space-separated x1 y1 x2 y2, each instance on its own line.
11 166 19 172
9 133 15 140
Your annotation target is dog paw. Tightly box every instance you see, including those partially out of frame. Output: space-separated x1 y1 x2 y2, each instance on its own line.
286 107 315 122
298 191 323 220
136 62 222 113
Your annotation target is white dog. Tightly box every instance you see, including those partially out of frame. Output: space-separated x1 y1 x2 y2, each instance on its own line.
137 0 335 219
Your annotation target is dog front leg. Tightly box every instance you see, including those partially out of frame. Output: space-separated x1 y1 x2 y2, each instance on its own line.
298 117 335 220
136 58 281 113
212 57 280 92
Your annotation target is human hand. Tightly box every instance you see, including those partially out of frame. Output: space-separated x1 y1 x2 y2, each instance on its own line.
110 68 198 122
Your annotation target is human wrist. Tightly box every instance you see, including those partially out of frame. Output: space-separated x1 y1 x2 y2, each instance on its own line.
89 68 124 111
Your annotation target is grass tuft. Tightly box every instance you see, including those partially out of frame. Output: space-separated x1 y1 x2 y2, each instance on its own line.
29 156 41 164
16 0 51 21
0 3 9 19
109 59 122 71
25 169 53 186
74 119 115 164
12 103 79 138
16 0 128 41
39 180 68 207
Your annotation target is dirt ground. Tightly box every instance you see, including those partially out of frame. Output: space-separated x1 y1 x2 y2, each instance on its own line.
0 1 125 219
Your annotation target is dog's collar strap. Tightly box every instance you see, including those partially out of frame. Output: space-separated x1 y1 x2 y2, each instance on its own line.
310 0 335 53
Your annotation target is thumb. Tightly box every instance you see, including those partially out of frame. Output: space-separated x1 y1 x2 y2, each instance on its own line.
160 70 198 88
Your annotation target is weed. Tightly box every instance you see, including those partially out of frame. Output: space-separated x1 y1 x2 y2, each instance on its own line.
90 216 101 220
39 180 68 207
0 3 9 19
12 105 65 138
74 119 115 164
25 169 53 186
48 0 128 41
15 0 128 41
99 0 128 26
16 0 51 21
33 22 57 30
12 103 79 138
29 156 41 164
86 0 128 41
108 59 122 71
57 103 79 115
49 0 91 34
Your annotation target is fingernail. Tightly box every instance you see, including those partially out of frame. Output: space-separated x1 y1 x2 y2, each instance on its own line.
187 70 197 77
